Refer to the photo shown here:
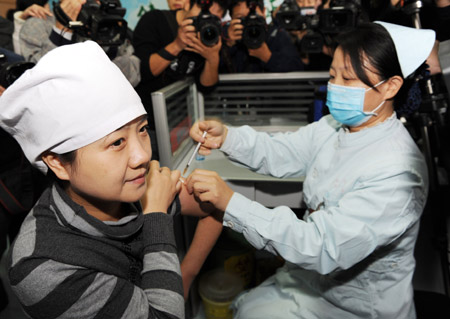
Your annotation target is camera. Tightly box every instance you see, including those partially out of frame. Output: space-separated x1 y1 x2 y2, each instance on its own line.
276 0 361 53
317 1 360 34
240 0 266 49
276 0 315 31
0 54 34 89
191 0 222 47
53 0 128 47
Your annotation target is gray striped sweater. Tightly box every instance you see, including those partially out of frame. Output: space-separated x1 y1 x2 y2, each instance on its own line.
7 182 184 318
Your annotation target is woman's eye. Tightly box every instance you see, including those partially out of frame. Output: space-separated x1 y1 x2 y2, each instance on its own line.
111 138 124 147
140 124 150 133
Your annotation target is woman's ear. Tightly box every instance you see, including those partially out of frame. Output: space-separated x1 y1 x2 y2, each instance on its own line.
41 152 71 181
384 75 404 100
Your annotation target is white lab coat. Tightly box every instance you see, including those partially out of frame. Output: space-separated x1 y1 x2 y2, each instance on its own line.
221 114 428 319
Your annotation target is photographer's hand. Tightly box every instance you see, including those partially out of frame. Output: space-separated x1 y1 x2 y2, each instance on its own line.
248 42 272 63
55 0 86 32
20 4 52 20
185 33 221 62
149 18 196 76
174 18 197 51
226 19 243 47
184 33 221 87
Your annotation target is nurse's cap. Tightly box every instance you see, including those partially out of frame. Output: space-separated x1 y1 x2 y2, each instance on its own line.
0 41 146 173
374 21 435 78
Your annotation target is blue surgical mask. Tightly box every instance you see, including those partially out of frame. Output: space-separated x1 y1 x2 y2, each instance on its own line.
326 81 386 127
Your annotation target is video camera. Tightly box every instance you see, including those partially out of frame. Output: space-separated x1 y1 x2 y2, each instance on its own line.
276 0 361 53
240 0 266 49
53 0 128 47
275 0 314 31
191 0 222 47
0 55 34 89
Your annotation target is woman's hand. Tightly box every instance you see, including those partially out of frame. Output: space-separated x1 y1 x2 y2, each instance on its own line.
185 169 234 212
141 160 182 214
189 120 228 155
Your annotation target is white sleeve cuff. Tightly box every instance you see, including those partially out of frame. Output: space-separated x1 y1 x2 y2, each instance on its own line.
220 126 237 154
52 26 73 41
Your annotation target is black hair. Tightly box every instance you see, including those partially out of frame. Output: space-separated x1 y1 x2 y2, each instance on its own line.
189 0 229 13
59 150 77 166
229 0 264 14
17 0 48 11
336 22 428 115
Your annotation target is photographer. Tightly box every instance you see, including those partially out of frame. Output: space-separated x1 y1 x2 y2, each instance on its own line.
273 0 333 70
221 0 304 73
12 1 53 56
132 0 226 160
18 0 140 87
167 0 189 10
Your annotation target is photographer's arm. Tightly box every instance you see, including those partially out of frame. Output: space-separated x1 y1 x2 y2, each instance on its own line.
256 29 304 72
199 39 221 87
226 19 243 47
54 0 85 33
20 0 84 63
13 2 53 55
248 42 272 63
184 35 221 87
149 19 195 77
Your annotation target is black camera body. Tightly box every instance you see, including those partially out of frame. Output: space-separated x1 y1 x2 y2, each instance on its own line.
240 0 266 49
317 1 359 34
191 0 222 47
0 54 34 89
276 0 361 53
276 0 313 31
53 0 128 47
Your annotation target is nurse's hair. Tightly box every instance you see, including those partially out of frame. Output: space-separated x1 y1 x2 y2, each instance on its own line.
335 22 429 116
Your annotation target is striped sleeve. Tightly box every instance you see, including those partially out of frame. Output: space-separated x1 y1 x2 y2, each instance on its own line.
8 213 184 319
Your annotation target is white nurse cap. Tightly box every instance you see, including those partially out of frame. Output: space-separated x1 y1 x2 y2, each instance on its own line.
374 21 436 78
0 41 146 173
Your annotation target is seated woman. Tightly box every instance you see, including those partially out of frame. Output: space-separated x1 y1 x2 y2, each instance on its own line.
0 40 221 318
187 21 435 318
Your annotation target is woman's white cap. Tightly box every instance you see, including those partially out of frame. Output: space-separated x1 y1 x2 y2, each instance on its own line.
374 21 436 78
0 41 146 173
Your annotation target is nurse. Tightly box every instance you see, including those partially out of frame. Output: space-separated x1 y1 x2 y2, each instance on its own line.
187 22 435 318
0 41 221 318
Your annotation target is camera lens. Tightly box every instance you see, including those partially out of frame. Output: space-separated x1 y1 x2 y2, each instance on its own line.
247 25 261 38
242 22 265 49
201 25 219 46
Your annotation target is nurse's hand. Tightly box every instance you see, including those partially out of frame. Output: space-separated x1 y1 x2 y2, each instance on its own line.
190 120 228 155
185 169 234 211
141 160 182 214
